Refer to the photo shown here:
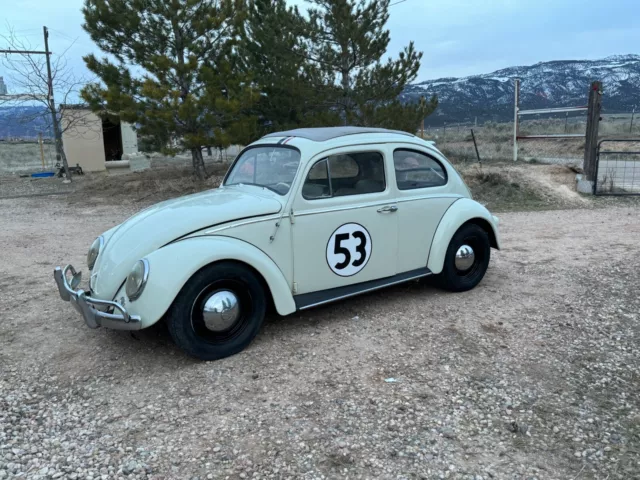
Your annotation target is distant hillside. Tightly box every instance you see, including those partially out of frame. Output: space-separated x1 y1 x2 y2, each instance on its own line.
402 54 640 125
2 54 639 135
0 106 50 139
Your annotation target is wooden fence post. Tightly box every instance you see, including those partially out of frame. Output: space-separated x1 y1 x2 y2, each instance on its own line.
583 81 602 182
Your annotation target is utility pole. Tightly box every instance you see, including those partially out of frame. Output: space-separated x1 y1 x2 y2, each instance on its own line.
43 26 71 181
0 27 71 179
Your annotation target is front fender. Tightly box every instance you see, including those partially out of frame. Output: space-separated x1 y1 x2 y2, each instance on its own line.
120 236 296 328
427 198 501 274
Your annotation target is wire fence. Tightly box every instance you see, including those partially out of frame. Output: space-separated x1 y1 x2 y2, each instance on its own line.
422 112 638 166
0 135 58 174
594 139 640 195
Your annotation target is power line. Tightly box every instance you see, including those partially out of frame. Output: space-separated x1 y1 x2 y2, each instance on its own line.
49 28 77 43
390 0 409 6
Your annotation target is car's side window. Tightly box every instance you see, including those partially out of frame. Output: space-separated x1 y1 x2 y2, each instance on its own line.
303 151 386 200
303 159 331 199
393 149 447 190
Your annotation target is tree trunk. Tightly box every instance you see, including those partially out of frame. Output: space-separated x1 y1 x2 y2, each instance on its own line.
53 124 71 181
50 107 71 181
191 147 207 180
340 45 351 126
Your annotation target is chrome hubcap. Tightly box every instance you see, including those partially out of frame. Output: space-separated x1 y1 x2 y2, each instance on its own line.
202 290 240 332
455 245 475 271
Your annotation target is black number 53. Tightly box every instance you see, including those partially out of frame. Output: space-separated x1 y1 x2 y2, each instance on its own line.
333 231 368 270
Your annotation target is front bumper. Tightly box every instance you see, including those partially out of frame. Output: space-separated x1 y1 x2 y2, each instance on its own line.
54 265 141 330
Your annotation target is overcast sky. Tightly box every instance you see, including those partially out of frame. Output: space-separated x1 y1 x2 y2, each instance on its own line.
1 0 638 93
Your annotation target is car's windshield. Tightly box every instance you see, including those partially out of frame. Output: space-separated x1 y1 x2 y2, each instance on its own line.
225 146 301 195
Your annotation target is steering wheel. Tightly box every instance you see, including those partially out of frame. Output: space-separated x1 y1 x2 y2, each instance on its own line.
275 182 290 192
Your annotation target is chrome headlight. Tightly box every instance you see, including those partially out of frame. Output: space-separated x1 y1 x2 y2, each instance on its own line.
87 236 104 270
125 259 150 301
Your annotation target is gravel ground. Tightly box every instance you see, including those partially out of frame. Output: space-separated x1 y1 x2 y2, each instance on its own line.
0 175 74 199
0 197 639 480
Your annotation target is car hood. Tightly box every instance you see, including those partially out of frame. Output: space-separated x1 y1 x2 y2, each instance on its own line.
90 187 282 299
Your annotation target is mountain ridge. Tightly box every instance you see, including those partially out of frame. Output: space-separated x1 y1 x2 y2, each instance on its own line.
402 54 640 125
1 55 639 136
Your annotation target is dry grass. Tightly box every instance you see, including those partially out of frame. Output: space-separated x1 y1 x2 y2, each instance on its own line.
70 158 591 213
4 148 639 211
423 115 640 165
452 161 587 211
69 163 229 205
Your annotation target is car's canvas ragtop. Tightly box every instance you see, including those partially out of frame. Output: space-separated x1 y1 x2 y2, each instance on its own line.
54 127 500 360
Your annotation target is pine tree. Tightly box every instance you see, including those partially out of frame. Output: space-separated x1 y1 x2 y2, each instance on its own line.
243 0 340 131
305 0 437 132
81 0 255 179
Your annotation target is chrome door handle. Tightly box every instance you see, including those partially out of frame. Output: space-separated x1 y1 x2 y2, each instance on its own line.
377 205 398 213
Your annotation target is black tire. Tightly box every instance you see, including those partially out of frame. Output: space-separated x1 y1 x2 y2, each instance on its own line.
432 223 491 292
166 262 267 361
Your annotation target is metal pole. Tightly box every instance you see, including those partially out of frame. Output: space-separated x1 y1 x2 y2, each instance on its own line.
43 26 70 180
471 129 481 164
565 112 569 133
630 108 635 134
39 132 45 169
513 78 520 161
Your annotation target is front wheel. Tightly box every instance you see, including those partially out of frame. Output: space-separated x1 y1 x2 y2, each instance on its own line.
166 262 267 361
432 223 491 292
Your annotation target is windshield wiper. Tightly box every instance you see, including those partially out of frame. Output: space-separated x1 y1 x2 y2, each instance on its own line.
230 182 283 195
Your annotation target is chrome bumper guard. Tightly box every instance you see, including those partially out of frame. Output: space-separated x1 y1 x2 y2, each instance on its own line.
54 265 141 330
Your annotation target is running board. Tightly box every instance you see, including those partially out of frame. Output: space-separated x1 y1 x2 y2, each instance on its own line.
294 267 432 311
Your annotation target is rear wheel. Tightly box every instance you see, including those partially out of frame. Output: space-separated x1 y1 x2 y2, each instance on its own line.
433 223 490 292
166 262 267 361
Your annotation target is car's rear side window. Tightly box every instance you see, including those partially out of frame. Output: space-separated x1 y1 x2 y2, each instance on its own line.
393 149 447 190
303 151 386 199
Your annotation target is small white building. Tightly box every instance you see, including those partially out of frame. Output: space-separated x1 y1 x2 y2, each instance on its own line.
60 104 138 172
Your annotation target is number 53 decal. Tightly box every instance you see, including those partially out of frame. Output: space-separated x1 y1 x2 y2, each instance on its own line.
326 223 372 277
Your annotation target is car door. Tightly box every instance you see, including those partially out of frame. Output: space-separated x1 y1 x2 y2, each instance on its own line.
392 146 460 273
291 146 398 295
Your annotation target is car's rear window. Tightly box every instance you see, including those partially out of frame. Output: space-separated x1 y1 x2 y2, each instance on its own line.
393 149 447 190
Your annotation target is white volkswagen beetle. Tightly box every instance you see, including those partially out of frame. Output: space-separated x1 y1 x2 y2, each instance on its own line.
54 127 500 360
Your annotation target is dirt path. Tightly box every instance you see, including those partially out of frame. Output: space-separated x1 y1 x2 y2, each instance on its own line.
1 197 639 479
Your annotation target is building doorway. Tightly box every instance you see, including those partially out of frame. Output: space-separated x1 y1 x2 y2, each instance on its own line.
102 117 123 161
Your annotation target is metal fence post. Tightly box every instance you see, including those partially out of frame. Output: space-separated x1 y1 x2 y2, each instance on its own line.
471 129 481 164
513 78 520 161
630 108 635 134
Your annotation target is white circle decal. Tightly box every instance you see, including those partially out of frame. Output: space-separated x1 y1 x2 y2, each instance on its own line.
326 223 372 277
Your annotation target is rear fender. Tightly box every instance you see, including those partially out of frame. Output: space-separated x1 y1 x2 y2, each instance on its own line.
120 236 296 328
427 198 501 274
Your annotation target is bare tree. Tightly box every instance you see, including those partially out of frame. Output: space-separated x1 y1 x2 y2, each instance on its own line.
0 26 92 179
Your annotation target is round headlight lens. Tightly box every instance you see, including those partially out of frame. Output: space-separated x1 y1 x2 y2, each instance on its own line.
87 236 104 270
125 259 150 301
